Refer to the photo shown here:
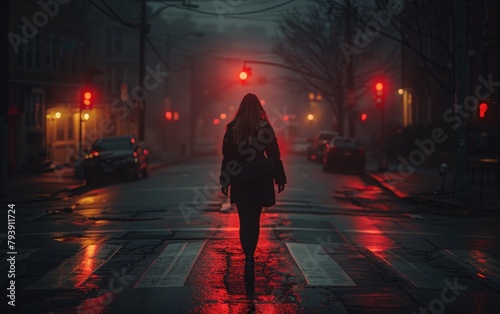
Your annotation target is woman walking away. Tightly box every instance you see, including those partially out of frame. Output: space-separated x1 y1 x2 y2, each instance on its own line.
219 93 287 286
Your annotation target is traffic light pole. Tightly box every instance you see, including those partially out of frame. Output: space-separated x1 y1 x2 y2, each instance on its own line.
345 0 355 138
138 0 147 141
452 0 470 198
75 105 84 178
378 102 387 171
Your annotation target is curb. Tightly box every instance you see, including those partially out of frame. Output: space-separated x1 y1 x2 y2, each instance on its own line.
363 172 411 199
148 157 190 172
6 157 191 203
364 171 500 216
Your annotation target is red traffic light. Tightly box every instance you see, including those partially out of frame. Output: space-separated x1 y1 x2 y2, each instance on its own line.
81 90 93 110
239 71 248 81
479 102 488 118
374 82 384 108
360 113 368 121
239 66 252 83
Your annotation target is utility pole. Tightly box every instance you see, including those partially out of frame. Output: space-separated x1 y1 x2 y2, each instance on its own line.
452 0 470 199
138 0 147 141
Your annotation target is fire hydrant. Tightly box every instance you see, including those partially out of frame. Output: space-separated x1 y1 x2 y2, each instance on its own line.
435 163 448 194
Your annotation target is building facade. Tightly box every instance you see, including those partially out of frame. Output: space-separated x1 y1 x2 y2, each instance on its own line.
8 0 88 171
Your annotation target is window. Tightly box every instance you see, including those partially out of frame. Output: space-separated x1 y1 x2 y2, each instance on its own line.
79 44 84 74
67 116 74 140
59 39 66 73
33 35 40 69
114 29 124 52
46 36 54 70
25 93 44 129
106 29 113 52
106 28 126 53
17 27 25 68
106 68 113 93
115 68 124 93
26 38 33 69
69 41 75 74
56 119 65 141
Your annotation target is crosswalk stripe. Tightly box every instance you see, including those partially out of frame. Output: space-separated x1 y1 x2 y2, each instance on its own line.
286 242 356 286
27 244 122 290
368 247 445 289
135 241 206 288
0 249 40 269
442 249 500 284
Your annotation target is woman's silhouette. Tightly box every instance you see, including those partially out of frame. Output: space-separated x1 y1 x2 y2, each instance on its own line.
219 93 287 285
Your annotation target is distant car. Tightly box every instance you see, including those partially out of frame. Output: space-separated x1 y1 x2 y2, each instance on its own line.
193 138 217 156
307 131 339 162
290 137 309 154
83 135 149 184
322 137 365 173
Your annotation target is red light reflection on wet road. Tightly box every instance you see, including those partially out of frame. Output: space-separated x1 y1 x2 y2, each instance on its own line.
349 217 395 252
188 212 302 313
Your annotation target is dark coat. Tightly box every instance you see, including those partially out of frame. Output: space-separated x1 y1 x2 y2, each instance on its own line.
220 120 287 207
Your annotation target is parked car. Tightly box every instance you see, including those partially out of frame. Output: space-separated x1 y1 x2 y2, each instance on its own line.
322 137 365 173
83 135 149 184
307 131 339 162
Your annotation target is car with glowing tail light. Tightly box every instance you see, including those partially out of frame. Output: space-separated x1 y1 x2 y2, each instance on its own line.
322 137 365 174
83 135 149 184
307 131 339 162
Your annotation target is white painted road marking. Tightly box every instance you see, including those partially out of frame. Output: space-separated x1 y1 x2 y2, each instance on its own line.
27 244 122 290
135 241 206 288
16 228 500 239
368 248 445 289
286 242 356 286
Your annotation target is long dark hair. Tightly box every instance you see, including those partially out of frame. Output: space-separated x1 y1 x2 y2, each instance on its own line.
228 93 270 144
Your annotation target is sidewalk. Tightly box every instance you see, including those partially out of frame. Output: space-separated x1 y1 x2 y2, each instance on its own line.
2 152 189 204
364 156 500 216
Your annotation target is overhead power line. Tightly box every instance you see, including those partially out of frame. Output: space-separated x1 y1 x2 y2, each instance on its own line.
88 0 138 28
157 0 296 16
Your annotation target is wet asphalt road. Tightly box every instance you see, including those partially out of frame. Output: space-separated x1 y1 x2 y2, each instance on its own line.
2 154 500 314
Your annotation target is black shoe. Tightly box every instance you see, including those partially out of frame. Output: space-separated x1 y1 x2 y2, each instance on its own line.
244 255 255 283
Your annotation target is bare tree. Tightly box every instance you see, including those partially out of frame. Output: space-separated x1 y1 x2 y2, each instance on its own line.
344 0 495 96
274 0 399 135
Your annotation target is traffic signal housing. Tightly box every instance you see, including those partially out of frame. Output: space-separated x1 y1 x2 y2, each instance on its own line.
81 90 93 110
374 82 384 108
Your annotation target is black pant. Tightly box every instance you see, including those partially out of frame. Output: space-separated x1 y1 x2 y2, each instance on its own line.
236 202 263 257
